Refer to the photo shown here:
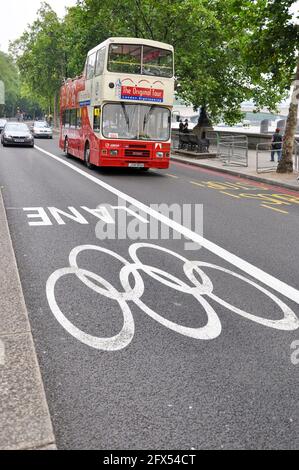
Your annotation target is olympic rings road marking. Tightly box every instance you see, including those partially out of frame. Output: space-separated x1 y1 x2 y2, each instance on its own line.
46 243 299 351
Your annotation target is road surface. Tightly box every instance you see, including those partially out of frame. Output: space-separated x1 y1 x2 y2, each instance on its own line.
0 136 298 449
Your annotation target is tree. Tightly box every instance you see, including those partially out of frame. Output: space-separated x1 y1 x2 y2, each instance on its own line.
231 0 299 173
0 51 19 116
62 0 253 123
10 2 66 124
277 60 299 173
62 0 297 127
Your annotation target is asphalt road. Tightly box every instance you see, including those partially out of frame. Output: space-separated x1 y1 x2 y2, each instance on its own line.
0 136 298 450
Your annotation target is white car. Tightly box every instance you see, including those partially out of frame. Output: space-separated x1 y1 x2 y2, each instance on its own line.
31 121 53 138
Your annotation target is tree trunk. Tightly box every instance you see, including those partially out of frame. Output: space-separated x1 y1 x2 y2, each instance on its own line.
277 60 299 173
193 106 213 138
53 94 58 129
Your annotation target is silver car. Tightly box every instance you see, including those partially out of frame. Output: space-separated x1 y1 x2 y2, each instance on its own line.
31 121 53 138
1 122 34 147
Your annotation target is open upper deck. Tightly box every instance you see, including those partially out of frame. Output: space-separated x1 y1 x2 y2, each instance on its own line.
61 38 175 109
86 37 174 79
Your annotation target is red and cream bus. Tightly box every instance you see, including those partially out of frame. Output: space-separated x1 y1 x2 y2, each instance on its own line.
59 37 174 170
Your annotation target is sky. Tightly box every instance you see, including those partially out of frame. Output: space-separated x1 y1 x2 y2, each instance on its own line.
0 0 77 52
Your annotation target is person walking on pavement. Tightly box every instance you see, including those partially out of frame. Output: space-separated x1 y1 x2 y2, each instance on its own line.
271 128 283 162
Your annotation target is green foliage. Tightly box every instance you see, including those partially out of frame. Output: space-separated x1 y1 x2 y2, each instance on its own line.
230 0 299 110
10 2 65 112
10 0 299 124
60 0 251 122
0 51 19 116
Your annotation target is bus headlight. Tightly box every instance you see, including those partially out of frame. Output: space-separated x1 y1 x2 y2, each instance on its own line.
156 151 163 158
110 150 118 156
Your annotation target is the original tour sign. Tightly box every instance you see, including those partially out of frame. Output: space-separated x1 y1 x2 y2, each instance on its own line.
121 85 164 103
0 80 5 105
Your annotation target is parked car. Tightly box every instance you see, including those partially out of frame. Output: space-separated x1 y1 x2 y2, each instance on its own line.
31 121 53 138
1 122 34 147
0 119 7 132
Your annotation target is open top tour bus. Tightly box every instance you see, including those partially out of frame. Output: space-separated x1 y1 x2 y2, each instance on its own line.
59 37 174 169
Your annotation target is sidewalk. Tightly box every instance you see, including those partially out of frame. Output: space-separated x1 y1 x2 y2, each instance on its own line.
0 190 56 450
171 148 299 192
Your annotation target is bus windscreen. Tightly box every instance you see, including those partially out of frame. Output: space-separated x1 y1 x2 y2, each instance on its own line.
102 103 171 141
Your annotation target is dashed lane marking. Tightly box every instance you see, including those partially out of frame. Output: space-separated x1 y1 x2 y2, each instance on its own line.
190 181 205 187
261 205 289 214
220 191 241 199
166 174 179 179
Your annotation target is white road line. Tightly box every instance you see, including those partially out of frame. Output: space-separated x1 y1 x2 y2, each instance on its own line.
261 204 289 214
35 145 299 306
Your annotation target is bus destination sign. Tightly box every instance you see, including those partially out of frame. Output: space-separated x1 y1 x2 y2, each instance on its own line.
121 86 164 103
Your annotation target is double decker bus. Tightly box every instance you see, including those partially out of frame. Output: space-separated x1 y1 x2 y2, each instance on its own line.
59 37 174 170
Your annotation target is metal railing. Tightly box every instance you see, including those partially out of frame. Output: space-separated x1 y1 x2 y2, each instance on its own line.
256 140 299 173
206 131 220 156
217 135 248 167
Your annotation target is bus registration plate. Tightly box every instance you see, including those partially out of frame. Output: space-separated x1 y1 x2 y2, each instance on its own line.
128 163 144 168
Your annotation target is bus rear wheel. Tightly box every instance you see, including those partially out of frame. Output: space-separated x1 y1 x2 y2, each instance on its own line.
84 143 93 169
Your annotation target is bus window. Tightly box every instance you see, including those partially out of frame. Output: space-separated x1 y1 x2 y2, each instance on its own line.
95 48 105 76
64 109 70 128
142 47 173 78
102 103 170 141
70 109 77 128
93 107 101 132
87 52 96 79
108 44 141 74
77 108 82 128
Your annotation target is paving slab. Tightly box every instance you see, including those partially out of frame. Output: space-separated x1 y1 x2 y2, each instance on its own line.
0 195 29 336
0 333 55 450
0 190 56 450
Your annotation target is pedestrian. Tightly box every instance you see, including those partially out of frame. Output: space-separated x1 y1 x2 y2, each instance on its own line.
179 119 184 133
182 119 189 133
271 128 283 162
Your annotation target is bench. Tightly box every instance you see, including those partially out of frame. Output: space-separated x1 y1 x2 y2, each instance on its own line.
178 133 210 153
